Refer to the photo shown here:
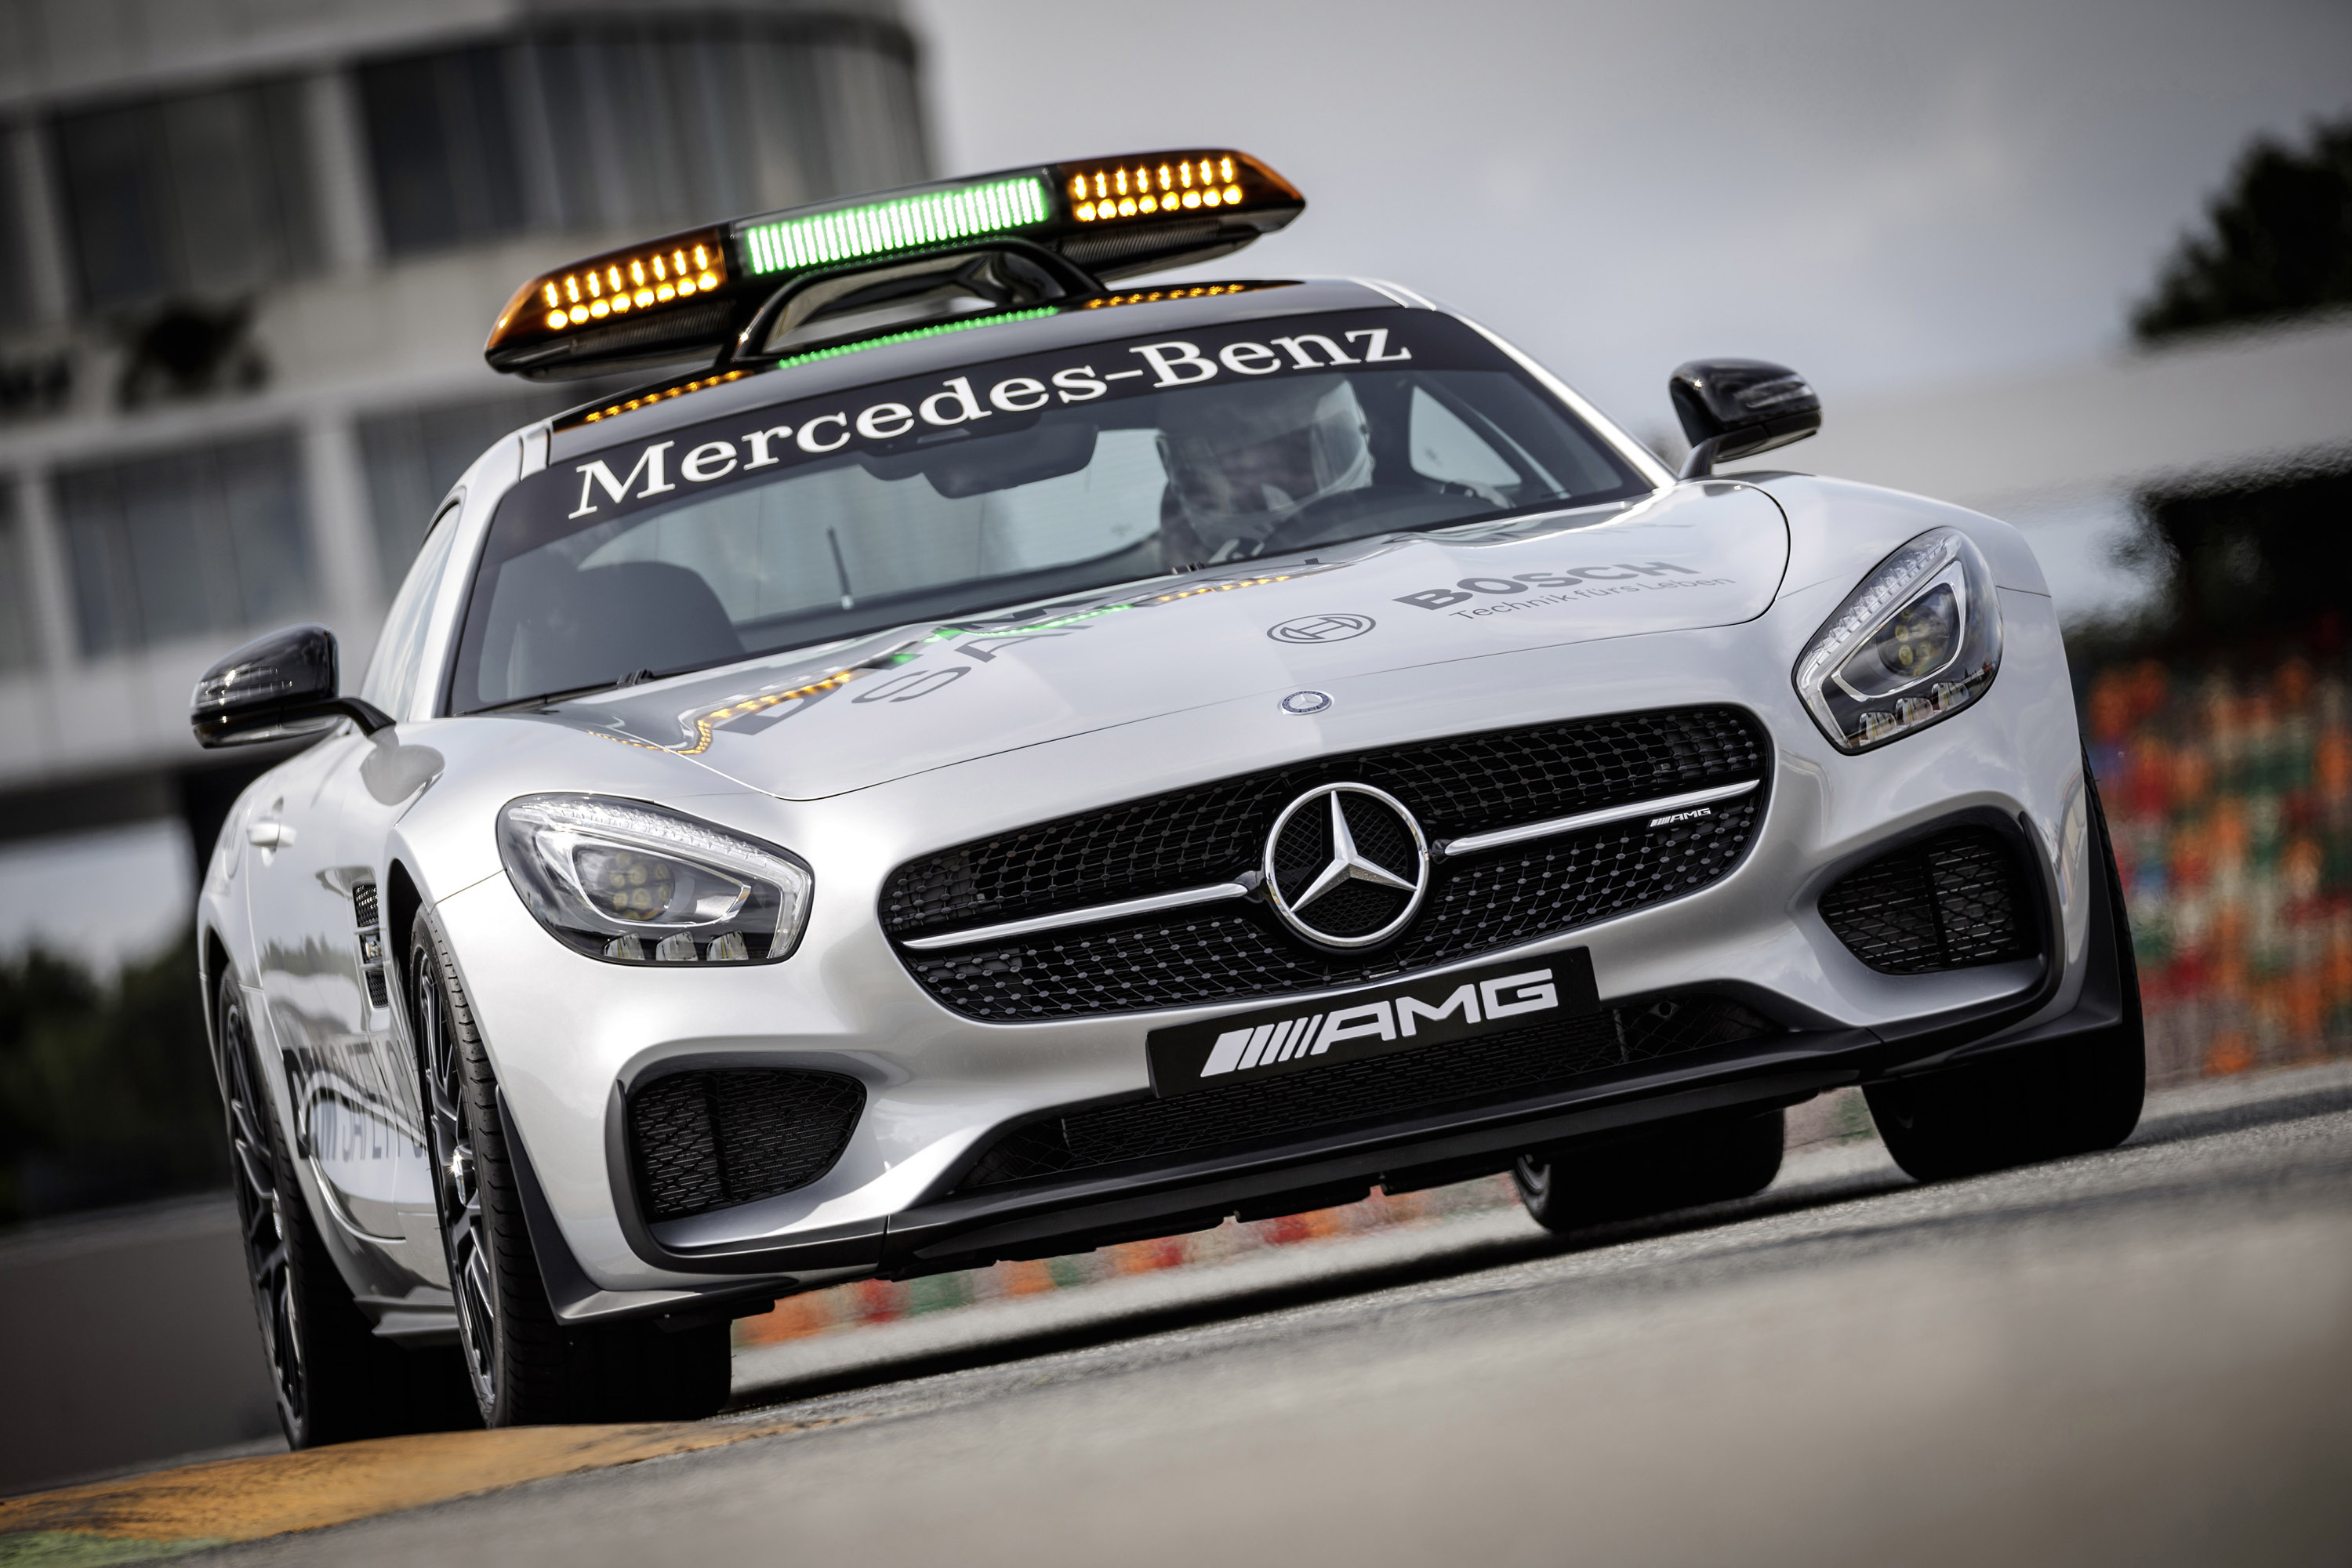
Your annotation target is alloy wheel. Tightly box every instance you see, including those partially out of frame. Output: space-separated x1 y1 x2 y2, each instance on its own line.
416 959 498 1408
222 993 306 1437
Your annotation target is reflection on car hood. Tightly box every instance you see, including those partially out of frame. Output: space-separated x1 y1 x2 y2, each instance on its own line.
523 482 1788 800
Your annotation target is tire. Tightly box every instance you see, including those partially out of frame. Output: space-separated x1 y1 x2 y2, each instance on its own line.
217 978 477 1447
1514 1107 1785 1236
409 909 731 1426
1863 764 2147 1182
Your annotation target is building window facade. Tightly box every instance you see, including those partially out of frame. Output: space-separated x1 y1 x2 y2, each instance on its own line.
56 432 311 656
0 487 37 673
358 390 572 590
358 13 928 258
0 147 36 332
52 82 320 312
357 46 528 256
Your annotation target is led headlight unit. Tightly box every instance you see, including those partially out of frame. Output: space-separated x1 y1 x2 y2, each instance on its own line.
496 795 811 965
1794 528 2002 753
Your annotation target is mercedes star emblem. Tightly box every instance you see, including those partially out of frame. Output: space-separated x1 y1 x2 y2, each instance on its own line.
1262 782 1430 949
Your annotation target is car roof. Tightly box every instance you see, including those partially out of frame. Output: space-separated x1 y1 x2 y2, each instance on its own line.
543 276 1421 464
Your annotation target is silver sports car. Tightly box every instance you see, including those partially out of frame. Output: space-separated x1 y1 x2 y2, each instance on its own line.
192 149 2142 1443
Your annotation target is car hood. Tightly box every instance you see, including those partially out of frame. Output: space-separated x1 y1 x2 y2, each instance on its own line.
525 481 1788 800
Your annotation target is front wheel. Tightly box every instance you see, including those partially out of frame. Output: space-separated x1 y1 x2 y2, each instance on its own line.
1514 1107 1785 1236
218 978 474 1446
410 909 731 1425
1864 765 2146 1182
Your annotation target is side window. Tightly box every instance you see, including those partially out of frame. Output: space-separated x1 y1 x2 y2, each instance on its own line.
361 502 460 719
1407 386 1521 494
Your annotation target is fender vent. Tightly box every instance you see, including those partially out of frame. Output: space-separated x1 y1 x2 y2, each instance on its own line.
626 1069 866 1222
1818 826 2038 975
351 883 388 1007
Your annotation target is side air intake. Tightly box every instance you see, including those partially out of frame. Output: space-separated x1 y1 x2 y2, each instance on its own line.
1817 826 2039 975
626 1069 865 1223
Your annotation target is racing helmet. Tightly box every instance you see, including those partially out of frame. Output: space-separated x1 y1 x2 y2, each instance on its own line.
1156 375 1374 556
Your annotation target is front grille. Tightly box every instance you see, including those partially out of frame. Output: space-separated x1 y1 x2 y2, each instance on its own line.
1817 826 2039 975
626 1069 866 1223
885 706 1763 937
913 797 1760 1018
887 706 1768 1020
959 994 1779 1190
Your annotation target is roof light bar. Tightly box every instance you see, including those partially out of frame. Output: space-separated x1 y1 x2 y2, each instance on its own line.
485 149 1303 381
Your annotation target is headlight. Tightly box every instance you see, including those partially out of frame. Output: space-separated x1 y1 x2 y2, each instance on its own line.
1794 527 2002 753
496 795 811 964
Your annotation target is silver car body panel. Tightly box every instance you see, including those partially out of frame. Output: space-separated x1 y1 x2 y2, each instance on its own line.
197 279 2088 1323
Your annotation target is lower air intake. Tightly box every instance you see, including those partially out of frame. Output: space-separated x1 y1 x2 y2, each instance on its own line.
626 1069 865 1223
1817 826 2039 975
957 994 1777 1191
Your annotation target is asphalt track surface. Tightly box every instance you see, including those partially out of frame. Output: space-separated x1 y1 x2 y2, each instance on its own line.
139 1068 2352 1564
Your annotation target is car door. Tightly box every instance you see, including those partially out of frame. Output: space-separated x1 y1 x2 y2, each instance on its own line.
244 504 459 1283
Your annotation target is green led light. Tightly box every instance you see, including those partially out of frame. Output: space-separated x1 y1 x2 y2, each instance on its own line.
768 307 1056 370
742 177 1051 275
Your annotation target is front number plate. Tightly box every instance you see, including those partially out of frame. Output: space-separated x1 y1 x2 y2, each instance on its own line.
1145 951 1601 1098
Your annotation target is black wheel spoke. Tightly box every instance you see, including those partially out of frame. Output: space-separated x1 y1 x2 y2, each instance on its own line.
414 947 499 1409
220 993 306 1435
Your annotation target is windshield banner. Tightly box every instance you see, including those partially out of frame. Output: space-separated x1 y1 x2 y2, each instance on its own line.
497 310 1501 555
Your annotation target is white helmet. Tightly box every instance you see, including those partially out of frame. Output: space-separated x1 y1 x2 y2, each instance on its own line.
1156 376 1374 557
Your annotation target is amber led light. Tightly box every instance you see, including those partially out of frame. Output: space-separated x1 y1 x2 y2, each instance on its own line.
1063 154 1258 222
539 239 724 330
488 227 730 354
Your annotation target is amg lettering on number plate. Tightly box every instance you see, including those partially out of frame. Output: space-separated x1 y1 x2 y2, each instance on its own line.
1145 951 1600 1098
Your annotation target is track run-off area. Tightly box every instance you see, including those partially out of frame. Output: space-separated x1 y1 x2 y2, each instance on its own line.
7 1062 2349 1567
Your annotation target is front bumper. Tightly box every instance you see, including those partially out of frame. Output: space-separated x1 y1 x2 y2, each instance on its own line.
432 581 2092 1318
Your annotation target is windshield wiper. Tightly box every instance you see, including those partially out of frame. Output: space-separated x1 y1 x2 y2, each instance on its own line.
484 679 643 713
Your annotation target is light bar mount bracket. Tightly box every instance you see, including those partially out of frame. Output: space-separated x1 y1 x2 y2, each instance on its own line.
726 238 1104 368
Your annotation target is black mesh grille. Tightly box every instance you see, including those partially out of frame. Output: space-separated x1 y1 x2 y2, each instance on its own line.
959 994 1779 1190
626 1069 866 1222
884 706 1766 938
909 796 1761 1019
888 706 1768 1019
1818 827 2039 975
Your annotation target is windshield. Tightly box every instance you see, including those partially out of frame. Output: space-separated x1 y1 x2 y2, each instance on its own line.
452 308 1648 712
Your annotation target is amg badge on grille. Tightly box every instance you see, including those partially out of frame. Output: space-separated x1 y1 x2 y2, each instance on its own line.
1263 782 1430 949
1145 950 1602 1097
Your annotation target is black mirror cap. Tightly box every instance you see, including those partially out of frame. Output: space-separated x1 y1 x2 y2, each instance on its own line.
1668 358 1821 478
191 623 393 749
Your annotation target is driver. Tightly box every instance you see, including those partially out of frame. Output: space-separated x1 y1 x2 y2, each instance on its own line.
1156 375 1374 561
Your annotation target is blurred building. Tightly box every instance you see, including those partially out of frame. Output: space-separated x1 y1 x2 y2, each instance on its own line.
1732 310 2352 627
0 0 928 927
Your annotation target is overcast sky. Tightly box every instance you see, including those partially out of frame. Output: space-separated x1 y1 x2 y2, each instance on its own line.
906 0 2352 442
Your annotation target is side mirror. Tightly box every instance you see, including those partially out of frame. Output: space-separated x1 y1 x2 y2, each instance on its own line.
1668 358 1821 480
191 624 393 749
